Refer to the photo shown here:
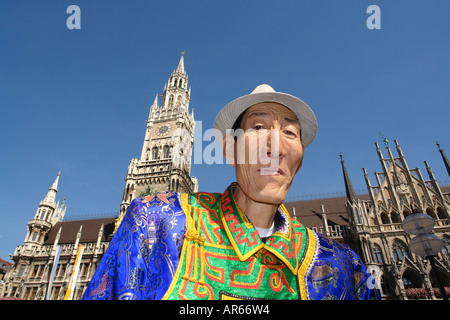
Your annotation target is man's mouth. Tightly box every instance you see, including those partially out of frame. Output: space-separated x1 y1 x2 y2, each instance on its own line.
258 167 285 176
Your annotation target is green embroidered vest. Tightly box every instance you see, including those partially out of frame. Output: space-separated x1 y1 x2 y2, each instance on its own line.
163 185 316 300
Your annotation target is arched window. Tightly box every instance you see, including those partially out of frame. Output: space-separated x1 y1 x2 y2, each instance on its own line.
163 145 170 158
402 269 423 289
403 209 411 219
437 207 447 219
124 185 130 202
31 231 39 242
380 212 390 224
390 211 401 223
372 244 384 263
152 147 158 160
392 240 409 262
426 208 437 220
168 95 174 108
381 274 394 295
44 210 52 220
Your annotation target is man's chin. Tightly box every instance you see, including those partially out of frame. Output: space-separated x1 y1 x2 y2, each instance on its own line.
255 187 288 205
235 178 291 205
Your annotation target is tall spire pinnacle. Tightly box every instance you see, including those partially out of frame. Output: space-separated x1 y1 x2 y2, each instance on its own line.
149 93 159 118
152 93 158 108
175 51 185 74
340 153 356 201
437 141 450 178
43 171 61 204
51 171 61 192
160 52 190 110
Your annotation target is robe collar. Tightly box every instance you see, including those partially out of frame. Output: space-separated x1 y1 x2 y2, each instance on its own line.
219 183 308 275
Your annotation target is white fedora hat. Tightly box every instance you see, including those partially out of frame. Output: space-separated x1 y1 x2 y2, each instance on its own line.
214 84 318 148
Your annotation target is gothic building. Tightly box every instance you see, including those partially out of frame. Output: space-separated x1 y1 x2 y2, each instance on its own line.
119 52 198 220
284 140 450 300
0 169 118 300
0 54 197 300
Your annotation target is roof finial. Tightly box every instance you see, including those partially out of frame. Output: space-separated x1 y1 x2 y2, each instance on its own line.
43 171 61 204
437 141 450 178
340 153 356 201
175 51 185 73
379 132 389 148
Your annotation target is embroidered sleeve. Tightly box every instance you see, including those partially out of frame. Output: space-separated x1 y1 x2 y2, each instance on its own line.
82 198 150 300
82 193 187 300
349 247 381 300
306 233 381 300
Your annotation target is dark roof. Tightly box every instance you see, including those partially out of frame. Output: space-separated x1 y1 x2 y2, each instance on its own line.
0 256 13 273
44 218 116 245
284 194 371 229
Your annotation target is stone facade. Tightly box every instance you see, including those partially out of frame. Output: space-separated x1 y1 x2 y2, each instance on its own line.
285 140 450 300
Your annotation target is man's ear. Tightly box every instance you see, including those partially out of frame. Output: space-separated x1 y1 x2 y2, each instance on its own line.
223 134 237 168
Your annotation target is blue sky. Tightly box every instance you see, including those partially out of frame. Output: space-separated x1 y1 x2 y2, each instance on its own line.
1 1 449 261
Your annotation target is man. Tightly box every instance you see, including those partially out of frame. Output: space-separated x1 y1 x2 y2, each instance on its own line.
82 84 380 300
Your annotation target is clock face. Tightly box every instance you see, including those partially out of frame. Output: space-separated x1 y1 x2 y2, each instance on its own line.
156 124 171 136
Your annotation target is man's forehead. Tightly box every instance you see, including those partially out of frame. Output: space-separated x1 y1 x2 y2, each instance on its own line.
243 103 300 125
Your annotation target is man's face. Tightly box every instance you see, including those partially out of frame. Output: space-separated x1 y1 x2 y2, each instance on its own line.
229 102 304 205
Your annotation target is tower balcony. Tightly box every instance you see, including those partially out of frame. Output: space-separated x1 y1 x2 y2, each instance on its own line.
27 218 52 232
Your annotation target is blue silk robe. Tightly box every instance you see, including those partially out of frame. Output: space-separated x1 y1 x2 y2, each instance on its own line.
82 185 380 300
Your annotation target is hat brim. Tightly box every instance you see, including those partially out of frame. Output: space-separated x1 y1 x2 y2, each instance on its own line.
214 91 318 148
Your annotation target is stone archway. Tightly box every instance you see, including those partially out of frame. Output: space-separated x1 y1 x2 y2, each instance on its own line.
402 268 426 299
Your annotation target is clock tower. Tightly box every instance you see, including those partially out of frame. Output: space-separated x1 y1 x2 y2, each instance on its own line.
119 52 198 217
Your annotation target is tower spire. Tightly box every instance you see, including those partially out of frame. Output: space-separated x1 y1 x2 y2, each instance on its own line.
43 171 61 204
340 153 356 201
152 93 158 107
176 51 186 74
160 52 190 110
437 141 450 178
120 52 197 223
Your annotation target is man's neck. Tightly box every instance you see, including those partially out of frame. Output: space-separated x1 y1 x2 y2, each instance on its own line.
233 185 278 229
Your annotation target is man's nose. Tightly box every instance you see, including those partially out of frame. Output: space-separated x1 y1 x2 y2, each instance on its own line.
266 129 283 158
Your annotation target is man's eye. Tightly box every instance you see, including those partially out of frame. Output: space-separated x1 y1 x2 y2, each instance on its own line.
253 125 264 131
283 129 296 136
